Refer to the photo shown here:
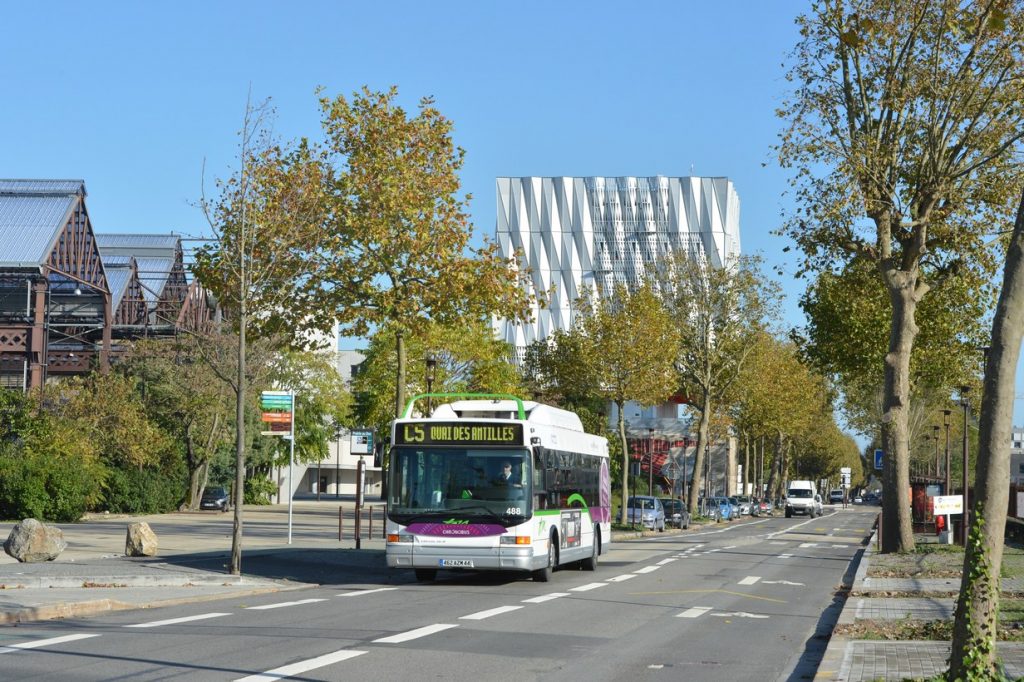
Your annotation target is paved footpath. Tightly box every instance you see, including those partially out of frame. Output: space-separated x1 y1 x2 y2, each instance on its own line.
815 534 1024 681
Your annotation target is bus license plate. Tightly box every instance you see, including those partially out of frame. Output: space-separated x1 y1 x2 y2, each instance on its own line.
440 559 473 568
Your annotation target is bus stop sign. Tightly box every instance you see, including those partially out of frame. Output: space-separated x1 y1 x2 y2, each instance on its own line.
874 449 884 470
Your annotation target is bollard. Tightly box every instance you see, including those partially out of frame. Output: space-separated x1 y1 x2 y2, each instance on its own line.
338 506 344 541
355 505 362 550
368 505 374 540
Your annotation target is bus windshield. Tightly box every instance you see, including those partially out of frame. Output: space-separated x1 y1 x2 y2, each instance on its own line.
389 446 532 522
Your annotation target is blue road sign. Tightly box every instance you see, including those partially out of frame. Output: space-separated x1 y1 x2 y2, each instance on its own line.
874 449 884 470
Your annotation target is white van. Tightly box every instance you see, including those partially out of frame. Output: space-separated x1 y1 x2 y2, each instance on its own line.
785 480 820 518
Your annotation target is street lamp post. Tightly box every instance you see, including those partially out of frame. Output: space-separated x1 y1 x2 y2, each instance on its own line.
943 409 952 495
960 386 971 546
932 426 940 478
425 354 437 415
648 428 654 495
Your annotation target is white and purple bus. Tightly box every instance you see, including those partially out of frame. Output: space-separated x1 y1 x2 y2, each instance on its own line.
386 394 610 582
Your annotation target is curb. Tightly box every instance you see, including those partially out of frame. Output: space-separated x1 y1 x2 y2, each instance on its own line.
0 574 285 589
0 582 313 625
813 530 875 681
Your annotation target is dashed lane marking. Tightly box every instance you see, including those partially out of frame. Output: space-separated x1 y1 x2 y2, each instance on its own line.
738 576 761 585
126 613 231 628
777 553 794 559
656 558 677 565
338 588 398 597
373 623 459 644
570 582 607 592
634 589 786 604
710 612 770 619
762 580 804 586
247 599 328 611
606 574 637 582
799 543 820 548
522 592 570 603
235 650 367 682
461 605 524 620
0 633 100 653
677 606 713 618
635 566 660 574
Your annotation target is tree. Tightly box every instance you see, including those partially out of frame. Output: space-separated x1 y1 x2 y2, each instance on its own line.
121 338 233 510
655 252 780 516
778 0 1024 552
950 189 1024 678
567 283 678 525
797 257 991 438
306 86 535 428
192 95 328 575
350 318 524 439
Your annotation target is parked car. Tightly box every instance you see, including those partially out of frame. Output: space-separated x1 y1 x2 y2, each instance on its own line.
200 486 230 512
705 496 734 521
829 489 845 505
730 495 752 515
627 496 665 531
659 498 691 529
752 498 773 516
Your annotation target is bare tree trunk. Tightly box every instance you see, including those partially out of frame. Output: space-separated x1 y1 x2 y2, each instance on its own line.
742 432 750 497
230 314 246 575
687 392 712 517
394 329 406 418
880 268 919 553
950 190 1024 678
618 399 629 525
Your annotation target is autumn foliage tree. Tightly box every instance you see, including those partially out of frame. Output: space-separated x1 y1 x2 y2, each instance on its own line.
777 0 1024 552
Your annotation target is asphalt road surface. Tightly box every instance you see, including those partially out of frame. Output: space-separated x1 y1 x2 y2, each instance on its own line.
1 507 876 681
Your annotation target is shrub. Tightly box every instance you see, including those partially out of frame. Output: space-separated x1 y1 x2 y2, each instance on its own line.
244 477 277 505
103 464 185 514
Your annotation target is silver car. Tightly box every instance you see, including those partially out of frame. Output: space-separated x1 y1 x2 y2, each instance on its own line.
627 496 666 531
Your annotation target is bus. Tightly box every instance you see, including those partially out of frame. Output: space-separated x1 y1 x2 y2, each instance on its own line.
386 394 611 582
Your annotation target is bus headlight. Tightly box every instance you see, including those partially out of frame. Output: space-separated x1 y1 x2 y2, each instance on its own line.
387 534 413 543
500 536 531 545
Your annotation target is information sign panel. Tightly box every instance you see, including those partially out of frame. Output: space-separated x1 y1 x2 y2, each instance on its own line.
933 495 964 515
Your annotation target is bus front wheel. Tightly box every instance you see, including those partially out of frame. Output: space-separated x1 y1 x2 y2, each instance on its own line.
533 535 558 582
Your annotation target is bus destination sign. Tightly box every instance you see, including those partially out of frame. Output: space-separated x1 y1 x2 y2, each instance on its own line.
396 422 524 446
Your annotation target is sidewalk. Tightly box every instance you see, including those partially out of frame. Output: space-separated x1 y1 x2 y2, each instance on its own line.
814 534 1024 681
0 500 387 624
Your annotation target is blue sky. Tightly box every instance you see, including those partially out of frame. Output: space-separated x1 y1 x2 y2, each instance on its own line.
2 1 1015 431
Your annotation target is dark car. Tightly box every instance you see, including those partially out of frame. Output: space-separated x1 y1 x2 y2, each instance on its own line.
200 486 230 512
659 498 691 529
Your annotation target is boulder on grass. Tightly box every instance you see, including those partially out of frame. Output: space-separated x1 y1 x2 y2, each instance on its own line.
125 522 158 557
4 518 67 562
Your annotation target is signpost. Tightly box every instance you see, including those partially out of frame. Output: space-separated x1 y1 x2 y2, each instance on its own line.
261 390 296 544
873 449 884 470
933 494 963 545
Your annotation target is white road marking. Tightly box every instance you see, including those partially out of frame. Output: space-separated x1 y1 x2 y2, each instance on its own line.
710 612 769 619
705 548 721 553
522 592 570 603
570 582 607 592
0 633 99 653
723 545 737 550
769 541 787 545
777 553 794 559
461 605 524 620
338 588 398 597
832 544 848 548
235 649 367 682
635 566 660 574
373 623 459 643
738 576 761 585
606 574 637 582
762 580 804 586
677 606 713 618
126 613 231 628
247 598 328 610
799 543 819 548
656 558 677 565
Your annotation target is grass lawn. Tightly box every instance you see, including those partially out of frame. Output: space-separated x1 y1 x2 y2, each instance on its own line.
866 540 1024 580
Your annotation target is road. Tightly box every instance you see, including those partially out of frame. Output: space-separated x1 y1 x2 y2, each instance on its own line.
1 506 876 681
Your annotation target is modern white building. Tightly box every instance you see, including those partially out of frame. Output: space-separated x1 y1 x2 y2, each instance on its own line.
494 176 741 349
